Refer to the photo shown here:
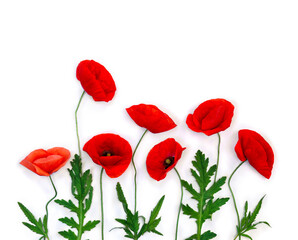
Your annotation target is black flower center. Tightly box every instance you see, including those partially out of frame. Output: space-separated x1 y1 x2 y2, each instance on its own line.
164 156 175 169
102 151 113 157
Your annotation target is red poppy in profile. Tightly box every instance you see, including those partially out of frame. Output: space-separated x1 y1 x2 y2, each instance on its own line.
146 138 185 181
126 104 176 133
76 60 116 102
20 147 71 176
235 129 274 179
83 133 132 178
186 98 234 136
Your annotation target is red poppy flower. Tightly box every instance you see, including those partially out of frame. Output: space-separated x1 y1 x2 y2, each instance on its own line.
146 138 185 181
126 104 176 133
83 133 132 178
235 129 274 179
76 60 116 102
20 147 71 176
186 98 234 136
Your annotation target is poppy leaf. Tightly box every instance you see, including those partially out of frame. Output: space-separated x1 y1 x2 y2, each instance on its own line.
55 154 99 239
58 229 77 240
182 149 229 239
115 183 165 239
201 230 217 240
18 202 47 237
236 196 270 239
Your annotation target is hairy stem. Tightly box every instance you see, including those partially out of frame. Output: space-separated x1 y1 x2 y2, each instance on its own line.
131 129 148 214
214 133 221 183
75 91 86 158
174 168 183 240
228 160 247 240
100 168 105 240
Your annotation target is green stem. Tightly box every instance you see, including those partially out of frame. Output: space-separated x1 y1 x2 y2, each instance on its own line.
77 199 83 240
197 192 204 240
228 160 247 240
100 168 105 240
174 168 183 240
44 175 57 240
75 91 86 158
214 133 221 183
131 129 148 214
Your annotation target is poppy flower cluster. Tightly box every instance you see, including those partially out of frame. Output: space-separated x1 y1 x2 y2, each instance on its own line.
18 59 274 240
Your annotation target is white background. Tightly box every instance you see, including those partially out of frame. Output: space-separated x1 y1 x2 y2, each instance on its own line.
1 0 297 239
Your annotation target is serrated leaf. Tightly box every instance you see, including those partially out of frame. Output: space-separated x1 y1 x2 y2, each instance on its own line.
59 229 77 240
202 198 229 222
237 196 270 238
18 202 38 225
56 154 97 239
59 217 79 229
182 204 198 219
22 222 44 235
182 149 229 239
181 180 200 200
116 182 129 212
115 183 165 239
55 199 78 213
82 220 100 232
148 195 165 223
201 230 216 240
248 196 265 225
43 214 48 234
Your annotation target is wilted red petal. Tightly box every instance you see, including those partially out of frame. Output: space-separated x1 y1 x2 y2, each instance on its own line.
235 129 274 179
186 99 234 136
83 133 132 178
126 104 176 133
146 138 185 181
76 60 116 102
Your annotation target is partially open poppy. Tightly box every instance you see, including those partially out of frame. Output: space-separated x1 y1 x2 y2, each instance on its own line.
186 98 234 136
83 133 132 178
235 129 274 179
126 104 176 133
146 138 185 181
76 60 116 102
20 147 71 176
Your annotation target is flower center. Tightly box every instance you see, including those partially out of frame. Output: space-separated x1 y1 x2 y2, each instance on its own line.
102 151 113 157
164 156 174 169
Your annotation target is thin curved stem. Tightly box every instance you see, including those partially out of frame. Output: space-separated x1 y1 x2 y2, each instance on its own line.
131 129 148 214
174 168 183 240
75 91 86 158
44 175 58 240
228 160 247 240
214 133 221 183
100 168 105 240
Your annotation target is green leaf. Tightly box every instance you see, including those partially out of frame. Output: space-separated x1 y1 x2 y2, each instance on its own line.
18 202 47 237
115 183 165 239
185 234 196 240
237 196 270 238
22 222 44 235
182 204 198 219
182 149 229 239
58 229 77 240
18 202 38 225
201 230 216 240
82 220 100 232
56 154 99 239
55 199 78 213
58 217 79 229
148 195 165 223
